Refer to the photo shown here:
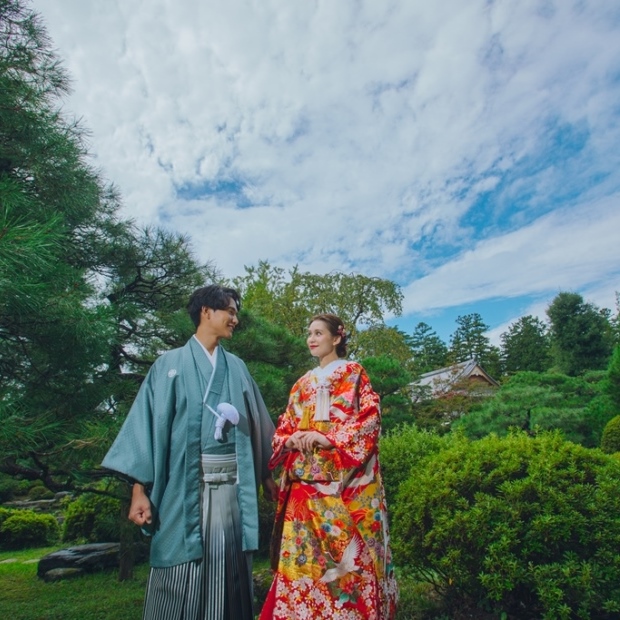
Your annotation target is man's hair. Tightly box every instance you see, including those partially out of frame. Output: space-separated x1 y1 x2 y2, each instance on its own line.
187 285 242 328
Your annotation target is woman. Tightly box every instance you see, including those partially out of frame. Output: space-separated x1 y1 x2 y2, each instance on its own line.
260 314 398 620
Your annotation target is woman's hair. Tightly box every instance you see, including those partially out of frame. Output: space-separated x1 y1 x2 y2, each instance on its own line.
187 284 241 328
310 313 348 358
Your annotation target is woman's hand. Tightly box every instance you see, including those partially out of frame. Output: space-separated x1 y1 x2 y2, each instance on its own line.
285 430 333 452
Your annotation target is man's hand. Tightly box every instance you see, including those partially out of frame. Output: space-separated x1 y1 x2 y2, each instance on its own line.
129 483 152 526
262 476 278 502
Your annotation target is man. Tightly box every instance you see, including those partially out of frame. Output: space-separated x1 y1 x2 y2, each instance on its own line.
102 284 277 620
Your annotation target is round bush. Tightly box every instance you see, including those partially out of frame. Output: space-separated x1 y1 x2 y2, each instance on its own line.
0 509 60 549
379 424 466 506
600 415 620 454
28 484 55 500
62 493 122 543
392 431 620 619
0 507 15 529
0 475 21 503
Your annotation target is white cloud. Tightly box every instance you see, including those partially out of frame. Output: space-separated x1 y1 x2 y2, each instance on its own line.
31 0 620 310
402 193 620 313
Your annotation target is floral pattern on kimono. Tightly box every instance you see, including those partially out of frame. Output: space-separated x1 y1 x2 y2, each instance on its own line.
260 360 398 620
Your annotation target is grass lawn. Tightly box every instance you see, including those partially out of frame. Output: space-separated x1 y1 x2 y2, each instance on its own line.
0 546 148 620
1 547 434 619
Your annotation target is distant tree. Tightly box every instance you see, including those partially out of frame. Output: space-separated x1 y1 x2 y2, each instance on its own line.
449 313 502 377
361 355 414 434
612 292 620 345
500 315 551 373
546 292 614 375
224 311 310 418
607 345 620 412
355 325 414 368
409 322 449 373
600 415 620 454
362 355 412 400
454 371 612 447
233 260 403 352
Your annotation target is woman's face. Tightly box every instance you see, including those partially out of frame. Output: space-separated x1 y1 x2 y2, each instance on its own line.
307 320 339 361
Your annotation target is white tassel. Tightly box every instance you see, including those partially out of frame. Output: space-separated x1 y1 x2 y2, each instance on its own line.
314 383 331 421
207 403 240 441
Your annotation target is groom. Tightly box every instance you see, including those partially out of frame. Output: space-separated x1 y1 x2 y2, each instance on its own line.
102 284 276 619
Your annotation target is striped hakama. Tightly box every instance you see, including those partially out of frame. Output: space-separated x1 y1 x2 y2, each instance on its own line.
142 454 254 620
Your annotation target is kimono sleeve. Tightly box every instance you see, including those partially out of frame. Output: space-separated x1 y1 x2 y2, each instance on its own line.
269 378 305 469
101 364 160 487
324 366 381 469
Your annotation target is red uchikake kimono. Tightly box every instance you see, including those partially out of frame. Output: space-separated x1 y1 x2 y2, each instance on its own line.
260 359 398 620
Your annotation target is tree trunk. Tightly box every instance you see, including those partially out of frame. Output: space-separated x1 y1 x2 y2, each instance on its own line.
118 492 135 581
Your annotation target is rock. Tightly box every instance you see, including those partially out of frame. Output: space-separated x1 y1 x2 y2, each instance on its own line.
37 543 120 578
37 542 149 580
43 567 85 582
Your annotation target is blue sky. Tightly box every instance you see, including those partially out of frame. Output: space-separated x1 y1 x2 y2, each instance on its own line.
33 0 620 345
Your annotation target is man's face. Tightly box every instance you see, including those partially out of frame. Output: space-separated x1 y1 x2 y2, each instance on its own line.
204 298 239 340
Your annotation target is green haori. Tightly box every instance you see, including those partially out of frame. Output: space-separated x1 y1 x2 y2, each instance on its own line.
102 338 274 567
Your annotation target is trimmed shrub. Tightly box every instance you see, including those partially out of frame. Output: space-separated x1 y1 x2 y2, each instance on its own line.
392 431 620 619
63 493 122 543
0 507 15 529
0 475 21 503
379 424 466 506
601 415 620 454
0 509 60 549
28 484 55 500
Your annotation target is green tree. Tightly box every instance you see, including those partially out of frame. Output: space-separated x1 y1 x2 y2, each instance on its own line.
233 260 403 353
546 291 614 375
500 315 551 373
455 370 613 447
0 1 217 496
607 345 620 412
392 431 620 619
449 313 502 377
409 321 449 373
355 325 414 368
224 310 310 418
0 0 126 488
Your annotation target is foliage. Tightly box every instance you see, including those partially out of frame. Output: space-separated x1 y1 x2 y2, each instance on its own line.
223 310 310 418
378 425 465 507
391 431 620 619
449 313 502 377
0 473 21 502
0 509 60 549
62 493 123 543
0 0 217 494
455 370 612 447
500 315 551 373
600 416 620 454
362 355 412 399
355 325 415 369
607 345 620 411
409 322 449 374
547 292 614 375
233 260 403 352
28 483 55 500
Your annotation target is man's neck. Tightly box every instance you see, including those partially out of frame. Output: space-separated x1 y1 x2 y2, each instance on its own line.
194 329 219 354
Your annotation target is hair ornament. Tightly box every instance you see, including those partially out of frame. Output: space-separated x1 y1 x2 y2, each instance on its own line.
337 324 346 338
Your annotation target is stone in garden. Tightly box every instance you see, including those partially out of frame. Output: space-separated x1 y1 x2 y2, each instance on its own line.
37 542 120 578
43 567 85 582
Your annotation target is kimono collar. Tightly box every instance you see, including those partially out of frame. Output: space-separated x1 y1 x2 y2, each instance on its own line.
312 358 347 381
